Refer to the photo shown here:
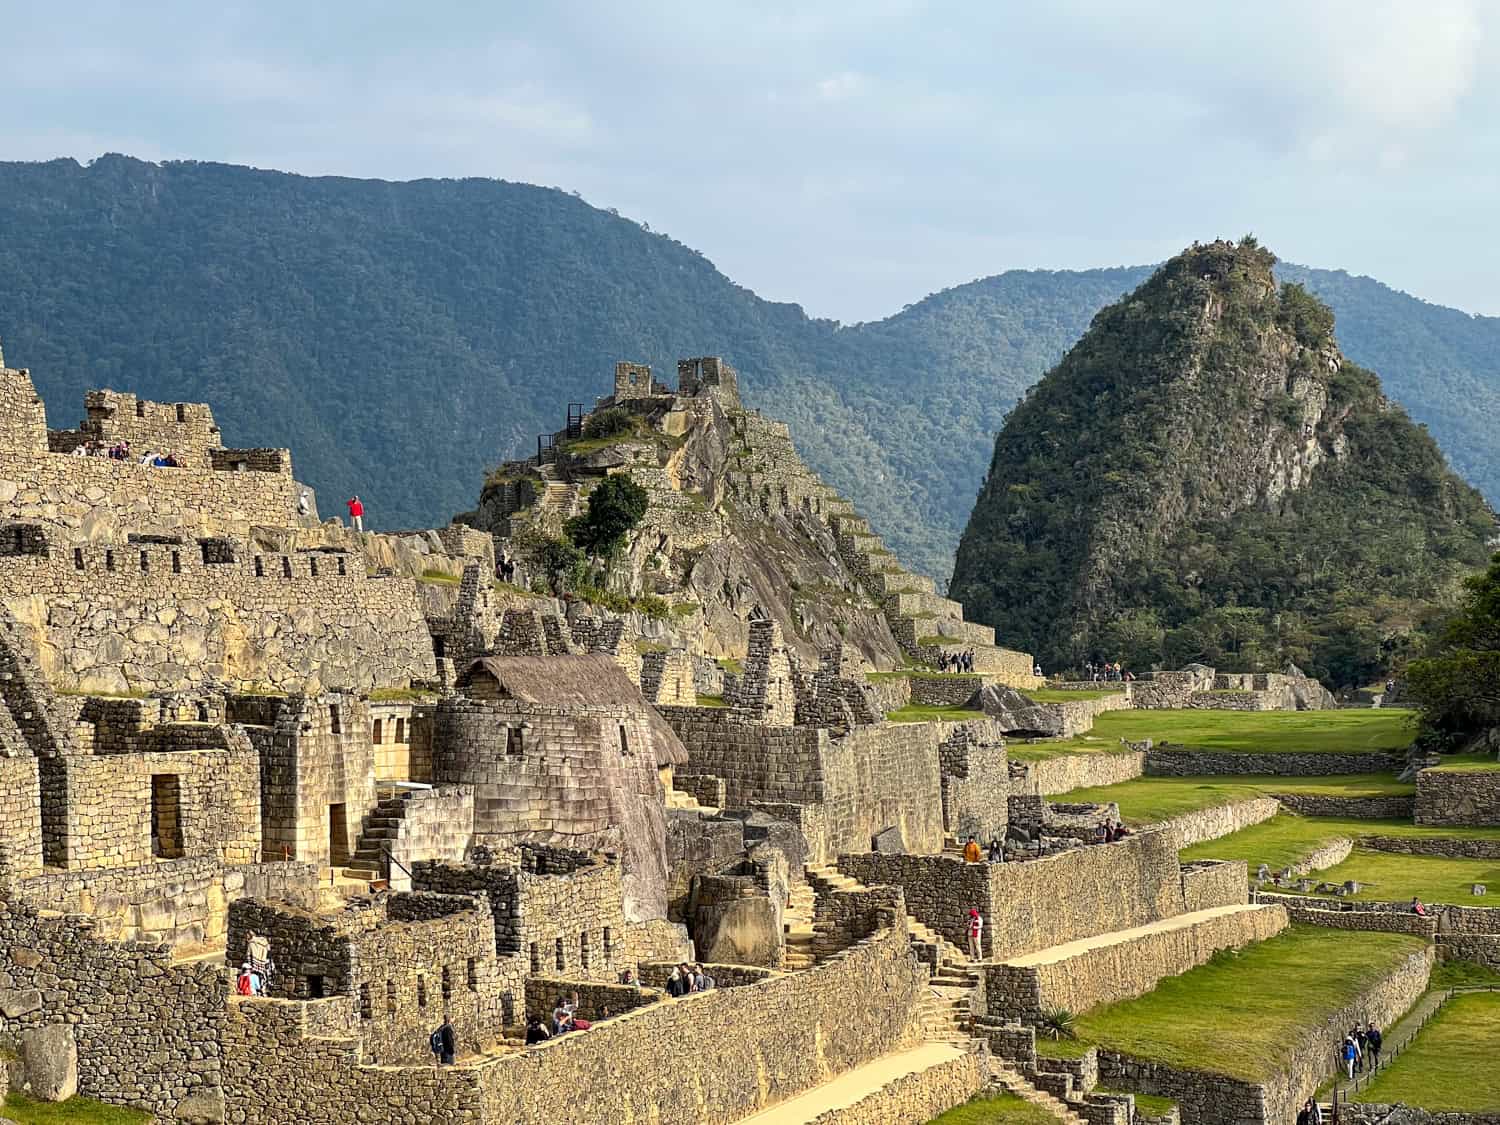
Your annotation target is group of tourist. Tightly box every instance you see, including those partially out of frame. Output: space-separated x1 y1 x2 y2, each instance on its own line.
1297 1098 1325 1124
1084 661 1131 682
496 549 518 584
233 933 275 997
961 835 1004 864
665 962 716 996
71 439 181 466
429 1018 457 1065
1093 821 1132 844
1338 1022 1383 1079
939 649 976 673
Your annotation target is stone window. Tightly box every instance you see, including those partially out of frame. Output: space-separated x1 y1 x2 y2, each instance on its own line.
580 931 590 970
73 548 83 570
432 635 446 659
171 550 181 573
416 975 427 1009
385 980 397 1014
307 975 326 999
175 403 186 422
618 723 630 756
254 556 264 577
359 983 372 1020
281 556 293 578
329 705 342 734
337 555 347 576
139 550 149 572
105 549 115 571
603 927 613 961
506 726 524 757
372 718 383 745
136 400 147 418
196 703 209 723
150 774 184 859
466 958 477 991
554 937 565 972
441 965 452 1006
529 943 540 974
309 556 319 577
395 718 406 743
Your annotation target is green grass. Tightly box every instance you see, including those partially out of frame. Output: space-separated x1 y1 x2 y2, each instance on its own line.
1279 848 1500 906
1430 960 1500 989
1086 708 1416 753
417 568 460 585
926 1092 1061 1124
1033 1035 1092 1059
695 695 727 709
717 657 745 676
669 602 701 618
367 686 438 703
1354 992 1500 1111
1181 813 1500 871
1024 688 1123 703
3 1094 151 1125
1427 752 1500 772
886 704 984 723
1057 775 1412 827
1098 1091 1176 1116
55 688 148 699
1071 927 1427 1083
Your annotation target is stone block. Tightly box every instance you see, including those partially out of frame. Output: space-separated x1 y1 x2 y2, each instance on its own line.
0 988 41 1017
872 825 906 854
20 1024 77 1103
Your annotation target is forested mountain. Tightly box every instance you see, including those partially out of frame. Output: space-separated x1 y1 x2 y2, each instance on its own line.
0 155 1496 584
949 240 1496 686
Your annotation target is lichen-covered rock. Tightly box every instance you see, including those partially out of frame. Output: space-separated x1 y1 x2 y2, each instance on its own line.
20 1023 77 1102
979 684 1066 737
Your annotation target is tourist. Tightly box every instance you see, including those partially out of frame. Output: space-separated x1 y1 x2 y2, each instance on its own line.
693 965 714 992
1297 1100 1311 1125
346 494 365 532
524 1016 551 1045
71 442 88 457
1033 663 1043 679
430 1018 456 1066
297 490 311 517
1366 1022 1382 1068
564 991 592 1030
962 836 982 864
1095 822 1110 845
1353 1024 1368 1072
618 966 640 988
966 908 984 961
986 837 1002 864
1411 896 1428 916
1341 1034 1360 1079
666 964 684 997
1309 1099 1324 1125
236 963 254 996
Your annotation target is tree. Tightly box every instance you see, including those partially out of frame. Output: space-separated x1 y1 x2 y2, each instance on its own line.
1407 553 1500 747
566 475 648 559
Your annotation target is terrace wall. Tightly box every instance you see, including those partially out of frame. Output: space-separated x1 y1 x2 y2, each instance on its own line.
1274 793 1416 819
1155 797 1281 850
1008 750 1145 796
1415 769 1500 827
1145 749 1404 776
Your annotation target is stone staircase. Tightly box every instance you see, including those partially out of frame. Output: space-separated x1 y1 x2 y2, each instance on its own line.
989 1061 1089 1125
344 785 419 881
781 879 818 971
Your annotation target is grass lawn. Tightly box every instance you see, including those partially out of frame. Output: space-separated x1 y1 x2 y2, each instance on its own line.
1081 708 1417 754
694 695 728 709
1354 992 1500 1111
3 1094 150 1125
887 704 984 723
1004 733 1140 762
367 686 438 702
1099 1091 1176 1116
1181 813 1500 871
1280 848 1500 906
1071 926 1427 1083
417 568 461 585
1057 775 1413 827
926 1092 1061 1124
1427 752 1500 772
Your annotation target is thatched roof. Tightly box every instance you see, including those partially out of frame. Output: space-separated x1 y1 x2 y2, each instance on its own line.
458 655 688 766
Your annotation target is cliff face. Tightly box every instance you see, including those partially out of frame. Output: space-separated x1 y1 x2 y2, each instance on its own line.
950 240 1495 684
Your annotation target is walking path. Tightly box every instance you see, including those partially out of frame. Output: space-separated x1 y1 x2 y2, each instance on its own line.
1002 903 1276 967
731 1043 964 1124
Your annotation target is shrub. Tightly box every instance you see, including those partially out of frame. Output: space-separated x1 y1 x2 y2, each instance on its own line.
581 407 634 441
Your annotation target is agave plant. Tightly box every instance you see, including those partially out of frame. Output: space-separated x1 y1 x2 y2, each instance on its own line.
1039 1007 1076 1041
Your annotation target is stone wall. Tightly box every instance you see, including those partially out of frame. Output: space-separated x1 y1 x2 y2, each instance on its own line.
841 831 1186 958
384 785 473 889
1096 946 1433 1125
980 903 1288 1022
1362 835 1500 860
1341 1105 1500 1125
1008 750 1145 797
663 708 945 862
1154 797 1281 850
1180 860 1250 912
800 1048 984 1125
937 720 1010 842
0 754 42 883
371 701 434 782
1436 933 1500 970
1261 900 1439 937
220 903 926 1124
0 900 227 1120
1145 749 1403 776
523 974 661 1022
1415 768 1500 827
1 542 436 693
910 674 982 708
1275 793 1417 819
0 365 48 452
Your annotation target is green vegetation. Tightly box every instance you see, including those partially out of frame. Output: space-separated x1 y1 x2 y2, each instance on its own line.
1181 812 1500 871
1084 708 1413 753
1430 959 1500 989
1407 552 1500 751
886 704 984 723
1100 1091 1176 1116
950 240 1494 684
3 1094 150 1125
1071 927 1427 1082
417 568 460 585
1058 776 1412 827
1427 753 1500 772
926 1092 1061 1125
717 657 745 676
1282 848 1500 906
564 474 648 558
1354 992 1500 1111
1024 688 1123 702
367 686 438 702
695 695 727 709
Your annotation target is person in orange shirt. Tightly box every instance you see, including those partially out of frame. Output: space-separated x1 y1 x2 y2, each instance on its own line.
962 836 981 864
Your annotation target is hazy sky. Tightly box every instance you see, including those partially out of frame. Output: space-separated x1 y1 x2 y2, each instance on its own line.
5 1 1497 323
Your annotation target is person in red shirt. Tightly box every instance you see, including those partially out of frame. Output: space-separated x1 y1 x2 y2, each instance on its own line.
346 495 364 532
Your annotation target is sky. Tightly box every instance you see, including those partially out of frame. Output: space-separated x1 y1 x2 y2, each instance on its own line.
3 1 1498 323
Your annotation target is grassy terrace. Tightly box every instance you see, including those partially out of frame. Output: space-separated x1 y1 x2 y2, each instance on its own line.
3 1095 150 1125
927 1092 1061 1124
887 704 983 723
1427 752 1500 772
1355 992 1500 1111
1181 813 1500 871
1005 707 1416 762
1056 775 1412 827
1066 927 1427 1083
1025 688 1124 703
1280 849 1500 906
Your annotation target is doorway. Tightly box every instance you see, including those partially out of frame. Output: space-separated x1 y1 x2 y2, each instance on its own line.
329 803 350 866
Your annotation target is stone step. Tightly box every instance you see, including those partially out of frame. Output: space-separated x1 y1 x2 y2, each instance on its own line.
989 1063 1088 1125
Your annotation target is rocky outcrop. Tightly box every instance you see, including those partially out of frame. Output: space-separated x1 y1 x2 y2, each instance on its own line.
979 685 1066 737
